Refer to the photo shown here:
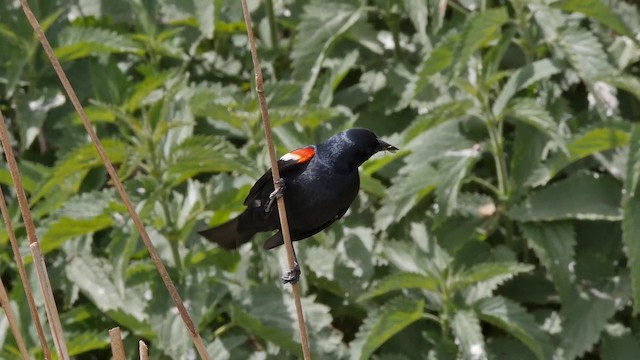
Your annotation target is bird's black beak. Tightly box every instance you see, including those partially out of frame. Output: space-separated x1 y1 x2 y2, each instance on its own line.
376 139 398 153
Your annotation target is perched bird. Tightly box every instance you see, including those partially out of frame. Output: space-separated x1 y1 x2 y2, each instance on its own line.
199 128 397 283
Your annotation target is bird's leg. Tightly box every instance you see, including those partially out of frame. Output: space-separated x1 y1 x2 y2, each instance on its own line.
265 178 286 213
281 245 301 284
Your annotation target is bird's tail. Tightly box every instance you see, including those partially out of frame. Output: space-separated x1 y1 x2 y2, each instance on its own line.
198 216 255 250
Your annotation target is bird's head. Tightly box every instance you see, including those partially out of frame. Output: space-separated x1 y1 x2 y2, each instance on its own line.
322 128 398 172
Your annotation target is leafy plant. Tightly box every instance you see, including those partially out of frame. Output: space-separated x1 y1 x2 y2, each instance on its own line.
1 0 640 358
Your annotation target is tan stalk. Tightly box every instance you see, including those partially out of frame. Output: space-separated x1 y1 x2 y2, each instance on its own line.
239 1 312 358
139 340 149 360
109 327 126 360
17 0 211 358
0 177 52 359
0 276 30 359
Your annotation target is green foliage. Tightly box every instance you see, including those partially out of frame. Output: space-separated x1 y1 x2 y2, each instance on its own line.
1 0 640 358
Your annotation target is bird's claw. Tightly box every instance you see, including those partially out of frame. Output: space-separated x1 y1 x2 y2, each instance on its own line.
265 178 286 213
281 261 301 284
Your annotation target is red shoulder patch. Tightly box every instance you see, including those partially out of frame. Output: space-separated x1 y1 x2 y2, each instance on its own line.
280 146 315 164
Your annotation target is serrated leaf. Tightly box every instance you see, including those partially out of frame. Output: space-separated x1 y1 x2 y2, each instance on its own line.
32 139 129 203
606 75 640 104
454 262 533 292
350 296 424 360
436 147 481 215
492 59 565 116
506 99 567 154
601 324 640 360
509 173 622 221
557 27 617 80
231 304 303 357
403 0 428 45
452 7 509 76
167 136 256 185
55 27 141 61
552 0 633 38
292 1 364 104
358 273 440 301
547 125 630 180
560 289 621 359
510 123 548 193
520 222 576 304
476 297 553 360
622 125 640 315
451 310 486 360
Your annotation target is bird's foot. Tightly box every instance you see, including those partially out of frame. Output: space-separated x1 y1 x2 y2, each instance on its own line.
281 261 301 284
265 178 286 213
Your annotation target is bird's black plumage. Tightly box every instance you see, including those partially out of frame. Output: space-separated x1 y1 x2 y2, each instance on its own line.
198 128 397 251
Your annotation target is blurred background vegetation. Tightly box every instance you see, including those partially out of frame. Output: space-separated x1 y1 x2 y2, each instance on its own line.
1 0 640 358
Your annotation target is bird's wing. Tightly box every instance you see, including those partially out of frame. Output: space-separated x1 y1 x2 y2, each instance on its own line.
243 146 316 206
262 206 350 249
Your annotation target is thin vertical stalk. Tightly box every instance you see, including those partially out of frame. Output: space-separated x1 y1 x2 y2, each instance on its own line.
0 181 51 359
0 276 30 359
17 1 210 358
240 1 312 359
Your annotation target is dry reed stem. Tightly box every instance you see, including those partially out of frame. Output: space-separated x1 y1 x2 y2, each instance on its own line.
17 0 211 358
29 243 69 359
0 177 52 359
139 340 149 360
239 1 312 358
0 276 30 359
109 327 126 360
0 108 68 359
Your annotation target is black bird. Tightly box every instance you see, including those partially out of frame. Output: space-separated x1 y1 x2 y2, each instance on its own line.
199 128 397 283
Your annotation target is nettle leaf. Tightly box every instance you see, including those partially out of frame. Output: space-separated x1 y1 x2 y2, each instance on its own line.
452 7 509 76
32 139 129 203
520 222 576 304
350 296 424 360
622 126 640 314
454 262 534 294
358 272 440 301
403 0 428 45
231 305 303 357
556 26 617 80
436 147 481 215
451 310 486 360
505 99 567 154
509 173 622 222
492 59 565 116
601 324 640 360
552 0 633 38
476 296 553 360
605 76 640 103
560 288 622 360
546 125 630 181
55 26 141 61
166 136 256 185
291 0 364 104
510 123 549 193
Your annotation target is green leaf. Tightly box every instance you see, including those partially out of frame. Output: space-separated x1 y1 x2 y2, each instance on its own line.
403 0 428 45
292 1 364 104
552 0 633 38
560 288 621 359
167 136 257 185
452 7 509 76
32 139 129 204
231 305 303 357
505 99 567 154
358 272 440 301
509 173 622 222
451 310 486 360
606 75 640 105
520 222 576 304
350 296 424 360
454 262 533 292
547 125 630 180
476 297 553 360
492 58 564 116
601 324 640 360
556 27 617 80
55 27 141 61
622 125 640 315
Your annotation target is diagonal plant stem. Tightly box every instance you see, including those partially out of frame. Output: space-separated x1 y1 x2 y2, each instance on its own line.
240 1 312 359
0 174 52 359
0 276 30 359
0 110 67 358
18 0 211 358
